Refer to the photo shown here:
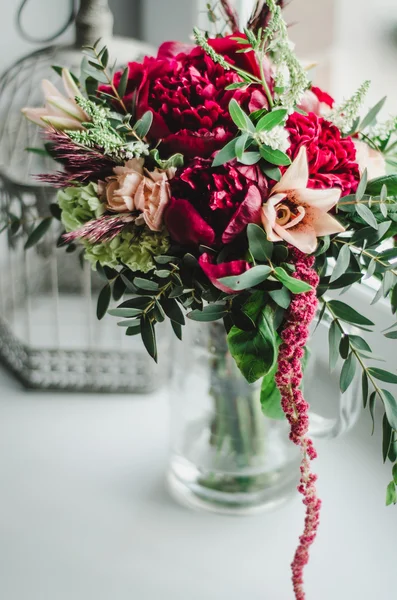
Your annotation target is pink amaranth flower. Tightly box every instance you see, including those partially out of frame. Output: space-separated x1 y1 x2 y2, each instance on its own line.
274 247 321 600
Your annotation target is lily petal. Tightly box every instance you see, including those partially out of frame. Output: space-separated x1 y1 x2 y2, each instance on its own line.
21 107 48 127
274 221 318 254
272 145 309 194
307 207 345 237
41 116 84 130
46 96 87 121
295 186 341 212
62 68 82 100
42 79 64 100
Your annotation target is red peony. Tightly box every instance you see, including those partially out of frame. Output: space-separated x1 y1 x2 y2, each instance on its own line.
165 158 267 247
99 35 272 159
287 112 360 196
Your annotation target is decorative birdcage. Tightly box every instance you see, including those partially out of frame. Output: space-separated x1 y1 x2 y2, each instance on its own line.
0 0 169 392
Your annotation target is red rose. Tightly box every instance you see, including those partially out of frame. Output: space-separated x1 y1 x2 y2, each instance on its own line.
166 157 266 246
287 112 360 196
99 35 272 158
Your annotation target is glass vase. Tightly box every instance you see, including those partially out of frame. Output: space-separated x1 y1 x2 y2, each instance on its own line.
167 315 361 515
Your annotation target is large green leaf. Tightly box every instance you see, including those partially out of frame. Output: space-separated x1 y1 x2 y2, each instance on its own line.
328 300 374 326
247 223 273 261
227 303 277 384
366 175 397 196
219 265 272 291
228 98 255 132
212 138 237 167
256 108 287 132
274 267 312 294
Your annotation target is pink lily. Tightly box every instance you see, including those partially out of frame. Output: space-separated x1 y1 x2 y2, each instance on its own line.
261 146 345 254
22 69 88 131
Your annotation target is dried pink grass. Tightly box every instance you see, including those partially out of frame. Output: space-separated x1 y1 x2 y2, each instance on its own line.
275 247 321 600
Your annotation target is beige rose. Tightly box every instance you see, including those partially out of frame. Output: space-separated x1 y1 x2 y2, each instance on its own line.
103 159 175 231
353 140 386 181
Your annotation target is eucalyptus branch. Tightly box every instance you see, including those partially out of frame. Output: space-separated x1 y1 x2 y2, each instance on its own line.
91 46 128 114
334 238 397 278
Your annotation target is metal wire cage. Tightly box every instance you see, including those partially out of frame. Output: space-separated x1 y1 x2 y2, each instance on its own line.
0 35 170 392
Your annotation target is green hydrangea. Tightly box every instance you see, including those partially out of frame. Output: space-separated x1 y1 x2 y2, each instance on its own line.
57 182 105 231
83 229 170 273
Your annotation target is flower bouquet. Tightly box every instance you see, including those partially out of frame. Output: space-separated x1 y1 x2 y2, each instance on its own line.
15 0 397 597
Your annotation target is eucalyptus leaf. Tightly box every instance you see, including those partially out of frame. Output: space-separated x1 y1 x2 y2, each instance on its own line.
274 267 312 294
133 277 159 291
366 175 397 196
359 96 387 131
96 284 111 320
141 317 157 362
381 389 397 432
160 297 185 325
256 108 287 132
212 138 237 167
133 111 153 138
117 66 129 97
329 320 341 371
228 98 255 132
368 368 397 384
247 223 273 261
259 145 291 166
355 202 378 229
188 304 227 322
330 244 351 283
24 217 52 249
219 265 272 291
328 300 374 326
382 413 393 462
355 169 368 202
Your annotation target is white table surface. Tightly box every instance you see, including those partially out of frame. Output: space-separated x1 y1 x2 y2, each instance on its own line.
0 364 396 600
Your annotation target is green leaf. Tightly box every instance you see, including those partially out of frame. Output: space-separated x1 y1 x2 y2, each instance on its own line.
393 464 397 485
24 217 52 249
381 389 397 431
117 66 129 97
355 202 378 229
187 304 227 322
355 169 368 201
171 320 183 340
383 413 393 462
219 265 272 291
339 334 350 359
362 371 369 408
261 164 281 181
328 300 374 326
259 145 291 166
238 151 261 165
96 284 111 320
247 223 273 261
385 330 397 339
227 304 277 383
141 317 157 362
369 391 377 434
133 111 153 138
256 108 287 131
108 308 142 317
118 296 151 309
368 368 397 384
329 320 341 371
235 133 250 160
154 255 178 264
225 81 249 90
269 287 291 309
260 358 284 419
125 322 141 336
350 335 372 352
366 175 397 196
117 318 141 327
228 98 255 132
351 221 391 246
274 267 312 294
386 481 397 506
212 138 237 167
359 96 387 131
133 277 159 291
330 244 351 283
160 297 185 325
340 352 356 393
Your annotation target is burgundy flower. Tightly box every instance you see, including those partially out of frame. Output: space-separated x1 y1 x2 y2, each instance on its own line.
311 86 334 108
166 157 267 246
164 197 215 246
99 35 273 159
287 112 360 196
198 253 249 293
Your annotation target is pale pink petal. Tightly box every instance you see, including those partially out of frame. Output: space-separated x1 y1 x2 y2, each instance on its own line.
272 146 309 194
41 116 83 130
46 96 87 121
62 69 82 100
261 202 282 242
21 107 48 127
274 221 318 254
283 206 305 229
42 79 63 99
295 187 341 212
308 208 345 237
